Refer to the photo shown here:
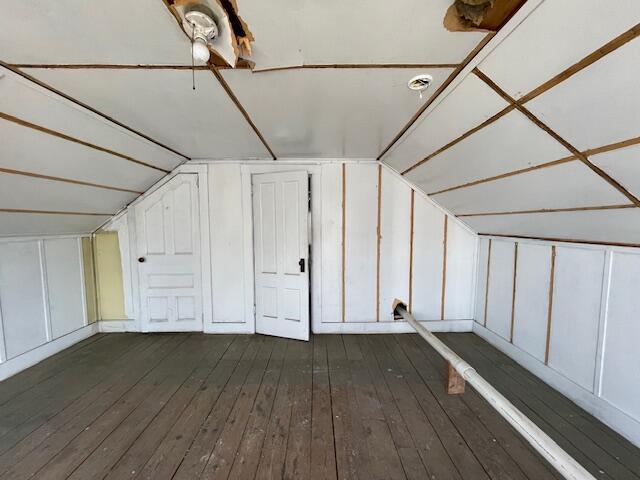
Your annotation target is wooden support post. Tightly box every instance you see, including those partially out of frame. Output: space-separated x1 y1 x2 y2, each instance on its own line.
446 362 465 394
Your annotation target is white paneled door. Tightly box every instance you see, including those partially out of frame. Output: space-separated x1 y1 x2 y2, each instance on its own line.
135 174 202 332
253 171 310 341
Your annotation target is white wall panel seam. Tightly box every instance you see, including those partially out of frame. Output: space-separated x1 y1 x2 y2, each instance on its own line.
38 240 53 342
594 250 614 397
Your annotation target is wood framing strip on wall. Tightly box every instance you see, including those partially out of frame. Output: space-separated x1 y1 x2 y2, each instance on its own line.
457 204 636 218
0 112 171 173
375 164 382 321
0 167 143 194
210 67 277 160
408 189 415 313
483 239 493 327
377 33 495 160
0 208 113 216
478 233 640 249
341 163 346 323
1 61 189 160
440 215 448 320
544 245 557 365
252 63 459 73
509 242 518 343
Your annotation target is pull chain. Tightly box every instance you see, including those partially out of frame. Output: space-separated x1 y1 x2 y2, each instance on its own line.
191 22 196 90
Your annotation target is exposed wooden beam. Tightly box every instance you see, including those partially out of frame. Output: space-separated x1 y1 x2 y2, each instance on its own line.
0 208 113 216
474 68 640 208
479 233 640 249
1 61 190 160
401 105 515 175
0 112 171 174
0 167 143 194
210 67 277 160
377 34 495 161
520 23 640 104
457 204 636 218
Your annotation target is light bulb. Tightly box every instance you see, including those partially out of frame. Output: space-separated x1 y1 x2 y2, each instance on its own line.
192 37 210 64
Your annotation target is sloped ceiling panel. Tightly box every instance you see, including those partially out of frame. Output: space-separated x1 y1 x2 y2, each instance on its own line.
221 68 452 158
24 69 271 160
237 0 485 69
381 0 640 245
0 0 191 65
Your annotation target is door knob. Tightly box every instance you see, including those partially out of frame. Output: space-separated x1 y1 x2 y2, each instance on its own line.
138 257 146 263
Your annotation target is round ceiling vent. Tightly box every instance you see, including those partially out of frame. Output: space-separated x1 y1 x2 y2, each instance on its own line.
407 74 434 92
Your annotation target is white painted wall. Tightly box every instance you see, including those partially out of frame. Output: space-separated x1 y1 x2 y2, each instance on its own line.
0 235 97 380
203 160 477 334
474 236 640 447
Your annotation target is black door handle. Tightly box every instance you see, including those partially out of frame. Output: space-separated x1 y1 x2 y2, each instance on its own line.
138 257 146 263
299 258 305 273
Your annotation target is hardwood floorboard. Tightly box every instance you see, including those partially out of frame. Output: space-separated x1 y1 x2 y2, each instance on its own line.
0 334 166 473
399 334 560 480
355 335 430 480
441 333 637 480
0 333 107 406
0 334 145 444
309 335 338 480
133 335 251 480
0 332 638 480
227 338 289 480
365 334 461 480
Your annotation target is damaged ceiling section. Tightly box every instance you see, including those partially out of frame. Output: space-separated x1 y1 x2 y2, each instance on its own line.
444 0 526 32
168 0 254 68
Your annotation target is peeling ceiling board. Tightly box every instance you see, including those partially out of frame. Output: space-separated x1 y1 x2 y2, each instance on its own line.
405 109 572 194
220 68 452 158
0 213 111 237
479 0 640 99
526 39 640 151
238 0 485 69
0 0 190 65
590 144 640 199
0 121 165 193
432 161 629 215
24 69 271 159
0 174 136 214
0 68 181 171
469 208 640 245
383 74 509 172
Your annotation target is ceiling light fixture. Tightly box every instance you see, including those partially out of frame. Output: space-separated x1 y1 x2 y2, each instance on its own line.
182 6 219 89
408 74 434 99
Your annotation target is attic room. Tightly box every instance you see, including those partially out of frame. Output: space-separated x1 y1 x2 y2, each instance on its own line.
0 0 639 478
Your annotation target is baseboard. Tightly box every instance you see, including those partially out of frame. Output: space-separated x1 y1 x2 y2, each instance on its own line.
473 322 640 448
0 323 99 382
98 320 138 333
313 319 473 334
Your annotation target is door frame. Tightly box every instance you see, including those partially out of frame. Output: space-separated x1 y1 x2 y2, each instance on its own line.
127 164 212 332
240 163 322 334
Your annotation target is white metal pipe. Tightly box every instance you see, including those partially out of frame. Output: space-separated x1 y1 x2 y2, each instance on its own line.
395 305 595 480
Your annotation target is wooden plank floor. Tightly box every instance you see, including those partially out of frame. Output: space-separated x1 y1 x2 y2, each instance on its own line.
0 333 638 479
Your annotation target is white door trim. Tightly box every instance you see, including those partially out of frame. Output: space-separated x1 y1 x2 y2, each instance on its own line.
127 164 212 332
238 164 322 335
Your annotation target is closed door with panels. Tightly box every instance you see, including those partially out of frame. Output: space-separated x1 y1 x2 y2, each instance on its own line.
252 171 310 341
135 173 202 332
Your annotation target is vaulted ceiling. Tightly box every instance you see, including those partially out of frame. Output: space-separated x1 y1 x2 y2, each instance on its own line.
1 0 639 245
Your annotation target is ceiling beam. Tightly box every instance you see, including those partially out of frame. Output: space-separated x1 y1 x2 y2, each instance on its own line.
457 204 636 218
479 233 640 249
0 208 113 216
210 67 277 160
376 33 494 161
473 68 640 208
0 61 190 161
0 112 171 174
